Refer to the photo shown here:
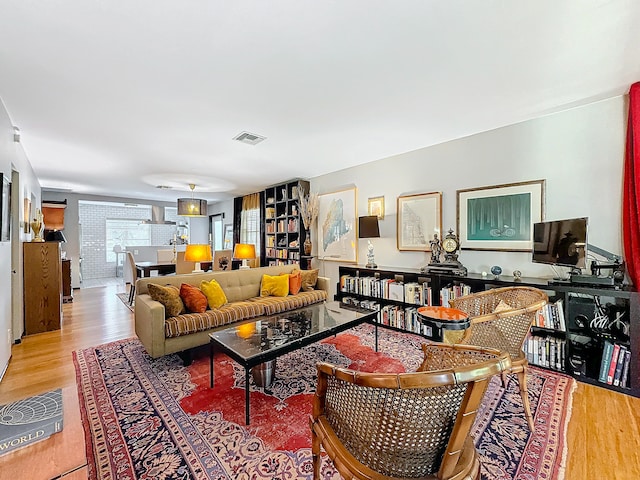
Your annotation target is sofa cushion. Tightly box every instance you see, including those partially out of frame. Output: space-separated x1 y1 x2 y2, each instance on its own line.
180 283 208 313
249 290 328 315
148 284 186 318
200 279 228 309
165 301 265 338
286 271 302 295
300 269 319 291
261 274 289 297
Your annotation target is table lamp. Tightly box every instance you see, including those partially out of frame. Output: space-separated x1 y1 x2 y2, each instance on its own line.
184 244 212 273
358 215 380 269
234 243 256 270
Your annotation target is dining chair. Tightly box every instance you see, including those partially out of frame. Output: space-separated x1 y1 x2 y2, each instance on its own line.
126 251 138 305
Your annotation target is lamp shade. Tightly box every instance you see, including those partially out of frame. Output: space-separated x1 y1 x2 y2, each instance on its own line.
233 243 256 260
184 244 212 262
177 198 207 216
45 230 67 242
358 216 380 239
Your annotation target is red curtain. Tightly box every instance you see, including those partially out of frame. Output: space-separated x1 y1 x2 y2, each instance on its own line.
623 82 640 290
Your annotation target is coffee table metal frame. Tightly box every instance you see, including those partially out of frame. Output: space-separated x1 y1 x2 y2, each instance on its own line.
209 301 378 425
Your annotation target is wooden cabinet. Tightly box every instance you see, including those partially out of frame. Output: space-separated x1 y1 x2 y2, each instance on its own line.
262 180 309 268
24 242 62 334
336 265 640 398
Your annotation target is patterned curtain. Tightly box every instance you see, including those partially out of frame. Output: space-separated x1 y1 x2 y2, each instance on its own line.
623 82 640 290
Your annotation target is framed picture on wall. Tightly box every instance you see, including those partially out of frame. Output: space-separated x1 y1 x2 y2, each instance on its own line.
23 197 31 234
317 187 357 263
397 192 442 251
367 196 385 219
1 175 11 242
457 179 545 251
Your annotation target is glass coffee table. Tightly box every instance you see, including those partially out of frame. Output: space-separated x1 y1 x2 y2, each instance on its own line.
209 301 378 424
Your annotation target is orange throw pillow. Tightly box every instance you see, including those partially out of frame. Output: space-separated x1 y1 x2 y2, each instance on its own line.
287 271 302 295
180 283 208 313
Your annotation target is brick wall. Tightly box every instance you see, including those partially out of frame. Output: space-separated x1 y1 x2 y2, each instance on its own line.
79 203 180 280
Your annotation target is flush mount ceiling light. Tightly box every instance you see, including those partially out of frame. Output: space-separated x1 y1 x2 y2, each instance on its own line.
233 131 266 145
177 184 207 217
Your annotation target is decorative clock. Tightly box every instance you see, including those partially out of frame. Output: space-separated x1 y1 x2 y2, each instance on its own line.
421 229 467 276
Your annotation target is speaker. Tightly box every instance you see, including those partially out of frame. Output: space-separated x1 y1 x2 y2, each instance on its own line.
567 296 596 332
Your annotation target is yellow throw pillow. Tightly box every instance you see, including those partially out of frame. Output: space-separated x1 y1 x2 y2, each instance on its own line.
148 284 186 318
261 274 289 297
200 279 228 309
300 269 319 292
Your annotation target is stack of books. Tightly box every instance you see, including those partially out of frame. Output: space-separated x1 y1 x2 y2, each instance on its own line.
599 340 631 388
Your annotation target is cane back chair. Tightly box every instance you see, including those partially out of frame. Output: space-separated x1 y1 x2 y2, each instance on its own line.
310 343 511 480
449 286 548 430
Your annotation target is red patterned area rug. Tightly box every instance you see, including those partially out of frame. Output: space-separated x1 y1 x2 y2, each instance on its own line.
74 324 575 479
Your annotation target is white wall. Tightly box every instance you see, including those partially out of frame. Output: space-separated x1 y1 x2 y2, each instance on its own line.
0 98 41 380
311 96 628 297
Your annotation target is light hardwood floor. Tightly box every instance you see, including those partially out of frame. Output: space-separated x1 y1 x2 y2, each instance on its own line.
0 284 639 479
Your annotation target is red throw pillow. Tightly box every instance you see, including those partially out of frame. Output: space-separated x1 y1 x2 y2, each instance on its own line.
288 271 302 295
180 283 208 313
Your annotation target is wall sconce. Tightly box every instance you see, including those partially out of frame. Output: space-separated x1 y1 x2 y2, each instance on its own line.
358 215 380 269
177 184 207 217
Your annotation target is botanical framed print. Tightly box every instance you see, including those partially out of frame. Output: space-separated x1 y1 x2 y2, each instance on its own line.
397 192 442 251
367 196 385 219
317 187 357 262
457 179 545 252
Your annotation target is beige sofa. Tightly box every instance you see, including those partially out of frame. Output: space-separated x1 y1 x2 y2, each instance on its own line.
134 264 329 359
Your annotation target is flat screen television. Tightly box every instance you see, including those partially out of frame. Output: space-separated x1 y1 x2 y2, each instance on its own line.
532 217 588 269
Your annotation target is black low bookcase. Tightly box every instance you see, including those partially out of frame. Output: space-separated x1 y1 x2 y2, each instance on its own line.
335 264 640 398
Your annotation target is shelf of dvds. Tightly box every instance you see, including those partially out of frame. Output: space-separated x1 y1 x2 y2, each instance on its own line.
335 264 639 398
262 179 310 269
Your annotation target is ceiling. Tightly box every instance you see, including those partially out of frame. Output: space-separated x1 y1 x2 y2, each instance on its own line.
1 1 639 203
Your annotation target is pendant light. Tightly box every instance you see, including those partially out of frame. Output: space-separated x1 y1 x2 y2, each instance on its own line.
177 184 207 217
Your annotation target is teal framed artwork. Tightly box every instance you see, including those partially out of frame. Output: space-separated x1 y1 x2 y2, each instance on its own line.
457 180 545 251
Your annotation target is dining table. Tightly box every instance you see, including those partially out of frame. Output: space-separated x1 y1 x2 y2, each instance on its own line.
135 261 177 278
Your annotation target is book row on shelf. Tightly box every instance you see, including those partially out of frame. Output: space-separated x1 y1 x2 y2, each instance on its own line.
534 299 566 331
265 248 301 260
340 275 472 307
341 297 433 337
267 259 299 267
599 340 631 388
524 335 566 371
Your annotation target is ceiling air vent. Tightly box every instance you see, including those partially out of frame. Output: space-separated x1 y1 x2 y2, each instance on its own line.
233 131 266 145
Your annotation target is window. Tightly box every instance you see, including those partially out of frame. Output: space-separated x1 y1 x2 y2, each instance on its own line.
240 193 260 256
106 219 151 262
210 214 224 250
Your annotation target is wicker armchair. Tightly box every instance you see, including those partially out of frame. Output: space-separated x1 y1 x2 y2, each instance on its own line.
449 286 548 430
310 343 511 480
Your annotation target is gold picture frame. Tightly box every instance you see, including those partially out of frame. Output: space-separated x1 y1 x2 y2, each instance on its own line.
397 192 442 251
367 196 385 219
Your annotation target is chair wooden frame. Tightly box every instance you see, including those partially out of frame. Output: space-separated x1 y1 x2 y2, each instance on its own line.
450 286 548 430
310 343 511 480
